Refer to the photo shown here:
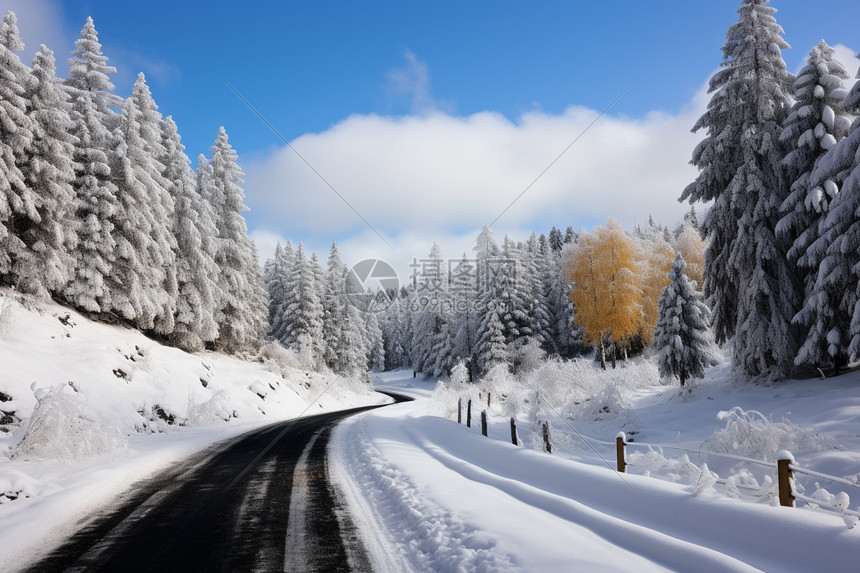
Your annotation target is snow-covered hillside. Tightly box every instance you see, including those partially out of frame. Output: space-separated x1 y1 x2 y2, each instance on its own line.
0 287 386 569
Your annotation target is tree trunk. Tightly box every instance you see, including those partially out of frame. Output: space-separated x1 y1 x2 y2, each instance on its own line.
833 351 847 377
680 370 686 387
599 339 606 370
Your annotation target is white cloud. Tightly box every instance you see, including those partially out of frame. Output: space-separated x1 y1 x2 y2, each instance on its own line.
385 49 453 115
243 80 710 271
106 45 181 93
3 0 69 66
831 44 860 80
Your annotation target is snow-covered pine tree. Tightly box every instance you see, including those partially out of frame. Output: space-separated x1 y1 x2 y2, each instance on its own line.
474 294 508 376
840 73 860 361
267 241 294 344
654 253 717 386
497 237 533 352
163 116 218 351
263 243 278 300
195 153 215 205
524 232 552 351
776 43 854 373
795 56 860 369
208 126 266 353
428 246 457 378
430 316 456 378
110 73 177 334
63 16 123 312
0 10 22 50
681 0 798 378
263 242 283 334
381 296 408 370
281 243 324 364
339 304 369 374
64 90 118 312
322 241 347 370
680 0 795 353
14 45 77 297
449 253 478 377
563 226 576 245
674 206 700 237
548 226 564 254
309 251 328 365
278 241 308 354
0 11 35 279
474 223 499 283
538 233 549 256
64 16 121 124
409 243 446 374
778 41 851 292
365 311 385 372
544 244 580 358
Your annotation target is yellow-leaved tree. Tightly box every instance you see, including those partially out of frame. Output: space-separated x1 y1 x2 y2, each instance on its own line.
566 218 642 369
638 233 675 345
675 225 706 290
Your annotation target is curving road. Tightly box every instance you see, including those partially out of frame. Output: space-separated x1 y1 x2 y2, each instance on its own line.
25 392 410 573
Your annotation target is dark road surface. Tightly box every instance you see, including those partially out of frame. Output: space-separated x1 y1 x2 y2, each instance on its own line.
24 392 411 573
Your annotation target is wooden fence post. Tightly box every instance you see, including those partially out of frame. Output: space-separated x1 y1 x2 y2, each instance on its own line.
457 398 462 424
481 411 488 437
542 421 552 453
510 418 518 446
487 392 491 407
616 432 627 473
466 399 472 428
777 450 795 508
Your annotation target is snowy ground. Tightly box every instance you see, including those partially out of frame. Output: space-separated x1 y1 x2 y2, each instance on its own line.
5 280 860 571
330 368 860 572
0 288 386 571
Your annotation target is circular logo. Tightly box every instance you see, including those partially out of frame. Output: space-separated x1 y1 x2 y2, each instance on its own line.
345 259 400 313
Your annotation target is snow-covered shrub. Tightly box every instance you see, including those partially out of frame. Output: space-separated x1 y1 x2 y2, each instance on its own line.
701 406 840 461
723 468 777 501
526 359 593 414
479 364 517 414
15 383 126 461
0 296 17 339
803 487 857 529
627 449 719 495
569 381 638 429
0 469 48 504
186 389 234 425
433 362 521 420
509 338 545 375
257 341 307 375
432 380 460 420
600 357 664 392
449 361 469 386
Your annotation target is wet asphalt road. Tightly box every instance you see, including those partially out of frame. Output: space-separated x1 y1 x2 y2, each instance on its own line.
24 392 409 573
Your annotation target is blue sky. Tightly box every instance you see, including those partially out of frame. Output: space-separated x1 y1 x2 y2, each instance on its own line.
7 0 860 269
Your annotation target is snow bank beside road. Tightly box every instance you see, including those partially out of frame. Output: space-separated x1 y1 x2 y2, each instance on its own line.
0 288 386 570
332 371 860 572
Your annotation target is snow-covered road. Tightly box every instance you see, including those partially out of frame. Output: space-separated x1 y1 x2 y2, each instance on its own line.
330 370 860 572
